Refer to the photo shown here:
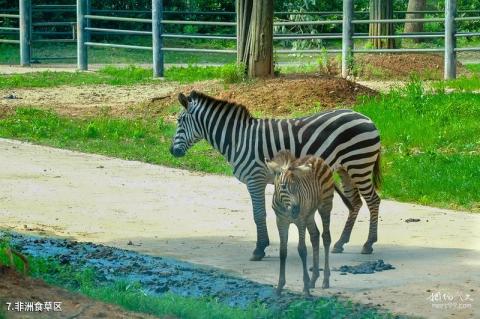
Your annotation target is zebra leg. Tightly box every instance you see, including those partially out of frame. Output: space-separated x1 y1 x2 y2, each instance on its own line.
276 216 289 296
332 169 363 253
319 202 332 289
358 186 381 254
296 221 311 296
247 178 270 261
306 216 320 289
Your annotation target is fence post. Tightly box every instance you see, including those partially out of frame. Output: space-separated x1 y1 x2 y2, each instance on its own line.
342 0 354 78
85 0 91 42
77 0 88 70
152 0 164 78
19 0 31 66
444 0 456 80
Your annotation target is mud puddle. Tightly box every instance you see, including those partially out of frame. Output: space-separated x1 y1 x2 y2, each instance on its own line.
2 231 313 310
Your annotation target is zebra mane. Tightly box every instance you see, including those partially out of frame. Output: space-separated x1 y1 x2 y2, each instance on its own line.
191 91 252 118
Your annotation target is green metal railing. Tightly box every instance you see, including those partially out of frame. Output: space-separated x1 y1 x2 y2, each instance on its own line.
1 0 479 79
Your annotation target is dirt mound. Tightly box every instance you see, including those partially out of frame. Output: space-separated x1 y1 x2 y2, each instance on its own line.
217 75 377 115
353 53 468 80
149 76 377 118
0 265 164 319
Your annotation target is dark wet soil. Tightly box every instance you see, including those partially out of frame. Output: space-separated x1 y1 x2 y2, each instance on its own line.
336 260 395 275
2 231 305 310
2 230 399 315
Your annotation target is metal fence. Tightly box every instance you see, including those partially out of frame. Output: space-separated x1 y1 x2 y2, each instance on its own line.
1 0 479 79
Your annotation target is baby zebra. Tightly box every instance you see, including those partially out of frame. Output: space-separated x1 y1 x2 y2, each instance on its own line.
266 151 346 296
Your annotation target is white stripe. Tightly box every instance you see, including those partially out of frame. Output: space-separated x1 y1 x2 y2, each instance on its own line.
300 112 356 157
211 104 229 151
268 119 277 157
219 107 236 154
230 108 242 160
287 120 295 156
307 118 372 158
277 121 285 150
298 110 338 143
323 132 380 166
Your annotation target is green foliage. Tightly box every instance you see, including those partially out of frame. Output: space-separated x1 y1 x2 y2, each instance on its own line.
165 64 239 83
0 65 237 88
355 80 480 211
221 63 247 84
435 64 480 92
0 108 232 175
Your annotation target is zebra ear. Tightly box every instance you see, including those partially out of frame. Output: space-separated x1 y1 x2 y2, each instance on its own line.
178 93 188 109
265 158 282 174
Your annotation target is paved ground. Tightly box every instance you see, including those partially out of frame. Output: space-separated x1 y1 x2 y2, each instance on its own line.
0 138 478 319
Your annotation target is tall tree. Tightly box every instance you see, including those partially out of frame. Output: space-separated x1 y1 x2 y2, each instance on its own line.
369 0 395 49
404 0 427 42
237 0 274 78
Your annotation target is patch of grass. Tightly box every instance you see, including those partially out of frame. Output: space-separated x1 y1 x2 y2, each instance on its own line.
438 64 480 92
166 63 246 84
440 75 480 92
0 42 236 65
0 108 231 174
355 80 480 212
0 64 247 88
465 64 480 74
0 240 397 319
0 65 153 89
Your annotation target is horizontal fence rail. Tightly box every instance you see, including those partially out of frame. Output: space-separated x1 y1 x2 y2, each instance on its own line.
1 0 479 79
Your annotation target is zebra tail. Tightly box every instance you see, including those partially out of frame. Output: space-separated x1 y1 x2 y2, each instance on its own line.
334 184 354 211
373 151 382 190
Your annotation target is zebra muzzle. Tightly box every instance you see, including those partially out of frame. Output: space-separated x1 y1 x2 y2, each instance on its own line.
170 146 185 157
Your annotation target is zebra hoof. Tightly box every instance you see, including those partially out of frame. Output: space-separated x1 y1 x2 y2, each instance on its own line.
331 246 344 253
250 250 265 261
361 246 373 254
276 287 283 296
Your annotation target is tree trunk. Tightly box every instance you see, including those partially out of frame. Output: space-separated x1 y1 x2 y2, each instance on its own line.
369 0 395 49
404 0 427 43
237 0 274 78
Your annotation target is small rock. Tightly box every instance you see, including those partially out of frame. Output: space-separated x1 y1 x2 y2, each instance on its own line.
127 240 133 246
3 94 21 99
405 218 421 223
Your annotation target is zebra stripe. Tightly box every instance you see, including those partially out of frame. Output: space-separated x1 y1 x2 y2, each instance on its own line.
171 91 382 260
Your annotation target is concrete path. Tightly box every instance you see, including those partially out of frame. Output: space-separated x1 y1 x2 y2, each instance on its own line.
0 138 478 319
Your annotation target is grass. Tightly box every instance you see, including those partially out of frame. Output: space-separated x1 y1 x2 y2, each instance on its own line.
0 42 331 66
356 79 480 211
0 77 479 212
0 108 232 174
0 42 236 65
0 239 396 319
439 63 480 91
0 64 245 88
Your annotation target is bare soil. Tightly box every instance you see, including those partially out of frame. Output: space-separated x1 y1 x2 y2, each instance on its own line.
0 76 377 120
353 54 469 80
0 266 165 319
316 53 469 80
0 139 478 319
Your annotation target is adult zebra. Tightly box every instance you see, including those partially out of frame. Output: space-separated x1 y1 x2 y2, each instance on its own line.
170 91 381 261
